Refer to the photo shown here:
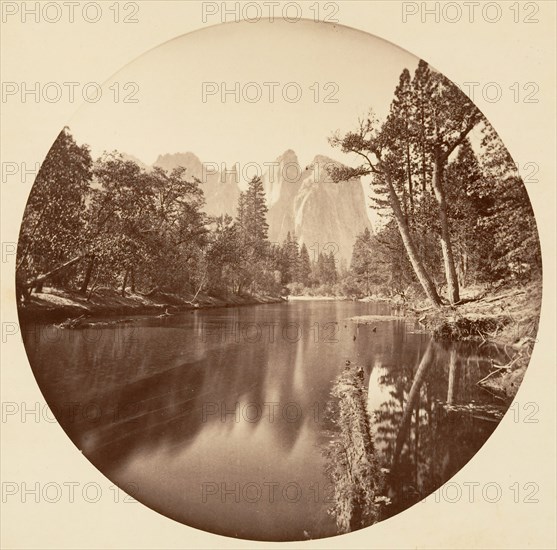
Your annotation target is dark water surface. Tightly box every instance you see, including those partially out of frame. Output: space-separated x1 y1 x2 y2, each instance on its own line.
22 300 510 541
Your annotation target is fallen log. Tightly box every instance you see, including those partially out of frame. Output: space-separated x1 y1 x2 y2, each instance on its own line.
24 255 85 290
481 290 526 304
55 314 88 329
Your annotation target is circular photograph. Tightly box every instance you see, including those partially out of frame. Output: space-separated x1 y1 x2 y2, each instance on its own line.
17 19 542 542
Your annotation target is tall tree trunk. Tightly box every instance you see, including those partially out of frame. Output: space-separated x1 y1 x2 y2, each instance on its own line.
121 269 129 297
80 256 95 294
406 137 414 218
414 395 420 485
130 268 135 293
385 174 443 308
432 159 460 304
461 248 468 288
16 202 50 272
16 270 31 303
420 99 427 193
401 182 409 222
87 270 100 301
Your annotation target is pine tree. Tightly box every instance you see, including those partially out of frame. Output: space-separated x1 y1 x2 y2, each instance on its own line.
283 232 300 283
235 176 270 292
445 139 490 286
350 228 375 295
329 113 443 307
326 250 338 284
384 68 414 220
416 64 484 303
478 124 541 281
410 60 435 194
236 175 269 256
298 243 312 286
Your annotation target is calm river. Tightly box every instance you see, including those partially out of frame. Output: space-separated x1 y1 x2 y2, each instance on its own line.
22 300 510 541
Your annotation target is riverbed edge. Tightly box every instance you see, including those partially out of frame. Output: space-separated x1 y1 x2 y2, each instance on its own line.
357 281 542 402
17 287 285 324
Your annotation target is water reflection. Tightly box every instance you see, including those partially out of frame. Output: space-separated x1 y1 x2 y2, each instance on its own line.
21 301 510 541
368 337 508 519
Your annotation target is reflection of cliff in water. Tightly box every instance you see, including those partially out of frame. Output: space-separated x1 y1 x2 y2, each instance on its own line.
22 301 513 540
24 308 319 472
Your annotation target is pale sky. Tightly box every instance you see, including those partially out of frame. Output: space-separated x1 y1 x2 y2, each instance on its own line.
70 19 418 173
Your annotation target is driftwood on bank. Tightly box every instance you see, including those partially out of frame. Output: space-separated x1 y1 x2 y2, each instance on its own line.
55 314 88 329
323 364 385 533
55 314 136 329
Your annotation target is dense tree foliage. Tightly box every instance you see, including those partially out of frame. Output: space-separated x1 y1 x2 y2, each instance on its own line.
17 61 540 305
329 61 541 304
17 127 92 297
18 133 213 299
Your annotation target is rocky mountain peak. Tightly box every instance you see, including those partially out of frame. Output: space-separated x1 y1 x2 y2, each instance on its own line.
147 149 370 262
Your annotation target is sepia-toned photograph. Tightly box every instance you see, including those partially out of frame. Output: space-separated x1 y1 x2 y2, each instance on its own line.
2 3 555 548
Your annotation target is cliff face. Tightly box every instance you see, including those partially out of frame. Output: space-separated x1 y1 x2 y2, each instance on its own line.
262 149 303 245
266 153 371 263
152 150 371 263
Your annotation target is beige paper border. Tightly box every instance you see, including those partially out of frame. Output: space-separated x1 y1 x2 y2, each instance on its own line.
1 1 555 548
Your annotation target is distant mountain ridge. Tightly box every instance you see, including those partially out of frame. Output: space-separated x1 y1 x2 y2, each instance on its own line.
153 152 240 218
149 150 371 263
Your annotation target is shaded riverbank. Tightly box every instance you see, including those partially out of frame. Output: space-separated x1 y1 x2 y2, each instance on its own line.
354 281 542 401
415 283 540 342
416 282 541 401
17 286 284 324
